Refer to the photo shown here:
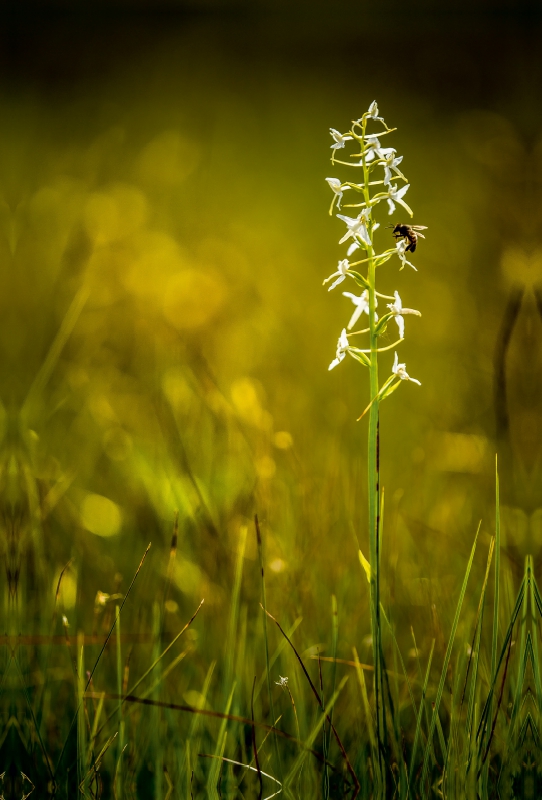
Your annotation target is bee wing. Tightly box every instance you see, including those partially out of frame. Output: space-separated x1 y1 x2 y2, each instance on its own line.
415 232 426 239
412 225 428 230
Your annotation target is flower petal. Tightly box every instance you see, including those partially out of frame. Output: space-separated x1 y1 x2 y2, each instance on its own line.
328 275 346 291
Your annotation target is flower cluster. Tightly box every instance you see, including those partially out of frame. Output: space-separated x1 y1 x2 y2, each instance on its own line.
324 101 422 409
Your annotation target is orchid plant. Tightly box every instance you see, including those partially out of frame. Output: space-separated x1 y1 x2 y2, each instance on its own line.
323 101 424 780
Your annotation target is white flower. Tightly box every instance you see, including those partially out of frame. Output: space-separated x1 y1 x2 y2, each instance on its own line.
276 675 289 688
388 293 405 339
323 258 350 291
367 100 385 123
325 177 349 212
382 152 404 186
343 289 377 330
387 183 412 215
392 351 421 385
354 102 385 126
329 328 350 370
347 241 360 256
330 128 353 150
95 591 110 607
363 136 396 163
395 238 417 271
386 291 421 339
337 211 371 246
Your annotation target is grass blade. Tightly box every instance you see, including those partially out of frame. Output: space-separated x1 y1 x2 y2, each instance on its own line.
420 521 481 794
408 639 435 788
255 514 282 779
480 458 500 792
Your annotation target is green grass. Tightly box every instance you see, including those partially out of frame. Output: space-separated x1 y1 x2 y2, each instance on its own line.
7 474 542 799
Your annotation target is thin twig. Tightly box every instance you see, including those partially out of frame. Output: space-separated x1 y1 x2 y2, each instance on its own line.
478 632 513 775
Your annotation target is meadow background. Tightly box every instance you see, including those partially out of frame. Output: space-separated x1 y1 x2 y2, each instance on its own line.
1 1 540 795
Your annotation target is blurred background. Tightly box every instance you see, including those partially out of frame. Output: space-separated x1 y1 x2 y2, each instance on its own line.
0 0 541 787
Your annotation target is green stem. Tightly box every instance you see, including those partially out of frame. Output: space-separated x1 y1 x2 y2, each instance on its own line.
361 118 384 779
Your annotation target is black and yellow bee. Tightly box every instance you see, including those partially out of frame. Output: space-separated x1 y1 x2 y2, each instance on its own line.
390 222 428 252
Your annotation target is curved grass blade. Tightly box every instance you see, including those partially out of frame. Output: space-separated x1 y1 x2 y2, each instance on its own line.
199 754 282 800
255 515 282 778
54 542 151 777
480 459 501 793
408 639 435 788
262 605 360 796
420 522 481 795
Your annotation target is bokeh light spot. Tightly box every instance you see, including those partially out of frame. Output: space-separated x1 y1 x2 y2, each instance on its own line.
273 430 293 449
53 569 77 609
81 492 122 537
183 690 208 710
256 455 276 479
84 184 148 244
230 377 272 429
163 269 226 329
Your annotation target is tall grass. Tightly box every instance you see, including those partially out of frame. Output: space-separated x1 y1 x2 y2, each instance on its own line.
7 472 538 799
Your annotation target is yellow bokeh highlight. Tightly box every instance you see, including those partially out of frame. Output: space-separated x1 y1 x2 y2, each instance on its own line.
81 492 122 537
52 570 77 609
163 269 226 329
273 430 293 449
269 558 286 573
256 455 276 479
230 377 272 430
183 690 208 710
84 183 148 244
120 231 189 308
172 556 203 596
